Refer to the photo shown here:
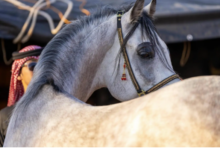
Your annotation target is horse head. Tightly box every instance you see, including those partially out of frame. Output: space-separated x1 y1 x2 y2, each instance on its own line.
96 0 180 100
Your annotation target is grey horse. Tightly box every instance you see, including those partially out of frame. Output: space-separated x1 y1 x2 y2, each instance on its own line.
5 0 220 147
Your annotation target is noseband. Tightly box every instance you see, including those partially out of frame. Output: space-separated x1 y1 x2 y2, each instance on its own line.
117 11 180 97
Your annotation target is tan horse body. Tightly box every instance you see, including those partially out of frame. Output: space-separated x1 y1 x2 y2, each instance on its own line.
10 76 219 147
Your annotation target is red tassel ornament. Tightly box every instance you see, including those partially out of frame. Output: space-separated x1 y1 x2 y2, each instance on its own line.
121 62 127 81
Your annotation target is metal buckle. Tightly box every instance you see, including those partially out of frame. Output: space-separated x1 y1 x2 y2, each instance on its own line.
117 11 124 17
117 14 122 17
138 90 146 97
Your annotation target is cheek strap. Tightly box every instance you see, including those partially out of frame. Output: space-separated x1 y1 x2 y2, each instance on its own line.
117 11 180 96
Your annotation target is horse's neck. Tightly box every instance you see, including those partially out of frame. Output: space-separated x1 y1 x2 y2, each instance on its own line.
67 16 117 101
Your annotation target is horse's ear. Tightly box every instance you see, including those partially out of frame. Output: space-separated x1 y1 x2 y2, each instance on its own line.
130 0 145 23
144 0 156 18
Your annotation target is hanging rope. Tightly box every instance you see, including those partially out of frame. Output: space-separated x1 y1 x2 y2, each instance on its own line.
17 43 21 52
1 0 73 65
21 0 57 43
45 0 51 9
19 0 71 24
13 0 45 44
1 39 22 65
1 39 12 65
49 6 71 24
180 42 191 67
76 0 90 16
4 0 73 43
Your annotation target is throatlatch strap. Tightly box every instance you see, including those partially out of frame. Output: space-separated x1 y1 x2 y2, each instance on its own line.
145 74 180 94
117 11 180 97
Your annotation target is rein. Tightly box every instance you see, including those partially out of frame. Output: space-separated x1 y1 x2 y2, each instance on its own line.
117 11 180 97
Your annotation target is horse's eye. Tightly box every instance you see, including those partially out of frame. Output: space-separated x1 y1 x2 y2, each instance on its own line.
138 50 153 58
137 42 154 59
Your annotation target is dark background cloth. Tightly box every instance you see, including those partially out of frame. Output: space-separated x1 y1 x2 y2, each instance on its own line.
0 105 14 147
0 0 220 44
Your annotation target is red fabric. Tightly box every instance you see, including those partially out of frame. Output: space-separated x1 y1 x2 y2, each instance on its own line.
7 45 42 107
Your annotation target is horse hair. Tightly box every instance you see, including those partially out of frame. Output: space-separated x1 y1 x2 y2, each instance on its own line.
18 4 134 109
18 2 172 110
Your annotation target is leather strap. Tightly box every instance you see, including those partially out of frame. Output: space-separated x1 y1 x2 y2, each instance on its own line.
117 11 143 94
117 11 180 96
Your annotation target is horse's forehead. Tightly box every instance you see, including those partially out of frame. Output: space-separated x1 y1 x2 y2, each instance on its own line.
126 27 150 47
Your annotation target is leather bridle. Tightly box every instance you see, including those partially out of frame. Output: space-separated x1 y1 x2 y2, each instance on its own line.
117 11 180 97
